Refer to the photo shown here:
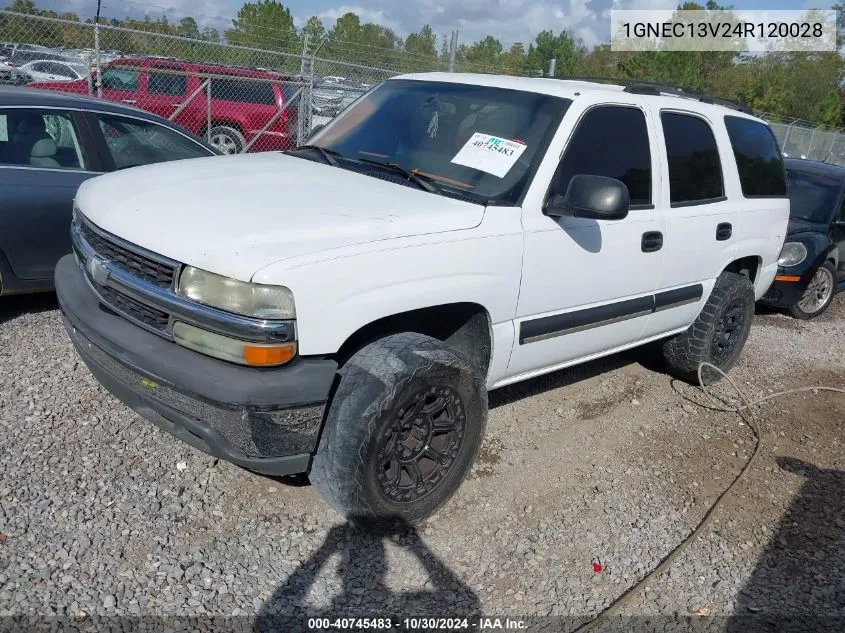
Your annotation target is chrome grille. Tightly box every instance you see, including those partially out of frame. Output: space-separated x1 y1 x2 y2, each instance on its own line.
73 212 295 346
80 222 176 288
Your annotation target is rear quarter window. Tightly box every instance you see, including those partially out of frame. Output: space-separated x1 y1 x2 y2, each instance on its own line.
209 79 276 105
724 116 787 198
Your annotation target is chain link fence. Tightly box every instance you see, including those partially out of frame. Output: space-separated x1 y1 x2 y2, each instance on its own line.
0 9 406 151
763 113 845 167
3 9 845 164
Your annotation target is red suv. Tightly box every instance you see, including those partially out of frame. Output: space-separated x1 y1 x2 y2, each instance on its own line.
29 57 299 153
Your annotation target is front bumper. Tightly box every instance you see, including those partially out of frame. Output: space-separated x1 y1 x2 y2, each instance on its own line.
55 255 337 476
758 265 813 308
759 277 807 307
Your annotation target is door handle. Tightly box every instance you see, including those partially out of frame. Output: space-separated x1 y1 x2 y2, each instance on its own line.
121 99 137 104
641 231 663 253
716 222 732 241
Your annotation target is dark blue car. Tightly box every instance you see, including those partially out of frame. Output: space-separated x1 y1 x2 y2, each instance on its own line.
0 86 218 296
760 158 845 319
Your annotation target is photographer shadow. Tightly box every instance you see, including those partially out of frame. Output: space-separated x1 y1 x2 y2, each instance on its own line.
725 457 845 633
254 516 480 631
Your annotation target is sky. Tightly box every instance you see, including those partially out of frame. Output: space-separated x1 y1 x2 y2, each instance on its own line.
32 0 842 50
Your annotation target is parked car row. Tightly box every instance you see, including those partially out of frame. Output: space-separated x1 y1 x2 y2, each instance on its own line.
0 41 97 86
312 75 370 117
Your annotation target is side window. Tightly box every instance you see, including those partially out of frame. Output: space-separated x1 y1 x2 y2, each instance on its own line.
724 116 787 197
100 68 139 92
661 112 724 205
95 114 211 170
209 79 276 105
548 106 652 206
0 109 86 170
148 71 187 96
48 63 77 79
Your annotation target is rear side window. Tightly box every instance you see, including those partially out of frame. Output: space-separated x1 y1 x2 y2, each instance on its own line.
661 112 724 205
209 79 276 105
148 72 186 96
549 105 652 206
94 114 212 170
724 116 787 197
281 83 301 105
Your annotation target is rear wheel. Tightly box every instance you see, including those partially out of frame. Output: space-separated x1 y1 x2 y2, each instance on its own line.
208 125 245 154
662 271 755 385
788 261 836 320
310 332 487 533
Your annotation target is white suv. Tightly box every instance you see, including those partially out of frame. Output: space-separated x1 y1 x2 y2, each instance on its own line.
56 73 790 531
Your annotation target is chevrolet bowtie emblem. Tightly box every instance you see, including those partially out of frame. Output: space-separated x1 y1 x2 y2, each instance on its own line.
87 257 110 286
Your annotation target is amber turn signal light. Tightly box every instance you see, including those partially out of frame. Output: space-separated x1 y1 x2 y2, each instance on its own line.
243 342 297 366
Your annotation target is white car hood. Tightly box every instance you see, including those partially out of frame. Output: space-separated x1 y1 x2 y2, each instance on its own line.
75 152 484 282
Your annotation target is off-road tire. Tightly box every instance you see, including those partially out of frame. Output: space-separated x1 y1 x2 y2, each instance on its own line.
310 332 487 533
662 271 755 385
787 261 836 320
208 125 245 154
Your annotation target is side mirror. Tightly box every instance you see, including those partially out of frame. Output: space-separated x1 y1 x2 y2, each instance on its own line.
544 174 630 220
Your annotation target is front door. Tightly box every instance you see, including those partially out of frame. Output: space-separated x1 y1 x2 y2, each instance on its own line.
506 102 665 379
0 108 99 280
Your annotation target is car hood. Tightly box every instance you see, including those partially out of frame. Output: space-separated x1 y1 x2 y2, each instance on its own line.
75 153 484 282
787 216 828 236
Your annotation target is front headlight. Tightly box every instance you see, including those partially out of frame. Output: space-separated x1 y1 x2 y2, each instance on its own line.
177 266 295 319
777 242 808 267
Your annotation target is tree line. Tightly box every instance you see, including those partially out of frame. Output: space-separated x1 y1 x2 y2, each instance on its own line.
1 0 843 126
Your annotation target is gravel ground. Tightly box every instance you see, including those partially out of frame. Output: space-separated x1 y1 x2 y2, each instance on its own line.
1 292 843 632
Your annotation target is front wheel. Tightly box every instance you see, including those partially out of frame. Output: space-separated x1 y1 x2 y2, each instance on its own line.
788 261 836 320
662 271 755 385
310 332 487 533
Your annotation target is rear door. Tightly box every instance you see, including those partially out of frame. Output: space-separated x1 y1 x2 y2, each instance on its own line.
642 107 737 339
143 66 203 135
0 107 101 281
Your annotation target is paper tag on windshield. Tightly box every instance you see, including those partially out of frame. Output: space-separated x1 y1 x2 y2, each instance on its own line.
451 132 527 178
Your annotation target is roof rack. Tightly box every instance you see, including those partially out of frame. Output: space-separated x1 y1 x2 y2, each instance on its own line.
548 75 753 115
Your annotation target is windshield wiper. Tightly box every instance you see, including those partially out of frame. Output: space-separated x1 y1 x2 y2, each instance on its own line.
288 144 343 167
356 158 439 194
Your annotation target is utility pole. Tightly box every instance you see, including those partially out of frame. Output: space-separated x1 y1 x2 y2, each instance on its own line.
448 30 458 72
94 0 102 98
548 58 557 77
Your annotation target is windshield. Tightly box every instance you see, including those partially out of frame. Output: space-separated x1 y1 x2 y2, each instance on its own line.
786 170 842 223
309 79 570 204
